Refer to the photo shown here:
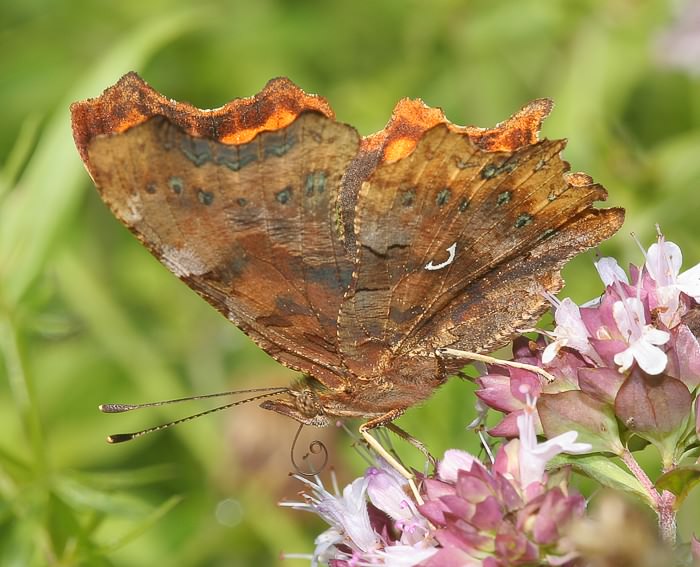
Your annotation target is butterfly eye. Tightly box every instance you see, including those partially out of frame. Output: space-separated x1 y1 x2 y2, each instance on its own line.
296 390 324 417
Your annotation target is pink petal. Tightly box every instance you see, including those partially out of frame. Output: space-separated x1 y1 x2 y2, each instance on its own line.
692 534 700 563
493 438 521 481
440 494 473 520
509 368 543 403
476 374 522 413
438 450 476 483
669 324 700 388
488 411 522 438
472 495 503 530
418 500 447 526
423 478 455 500
590 337 628 368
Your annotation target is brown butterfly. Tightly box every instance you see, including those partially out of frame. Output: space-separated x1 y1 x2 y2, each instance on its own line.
71 73 623 465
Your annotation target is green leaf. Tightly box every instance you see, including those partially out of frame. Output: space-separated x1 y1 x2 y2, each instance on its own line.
551 453 653 506
615 372 692 465
0 8 206 307
655 464 700 507
53 476 153 518
0 113 41 198
98 495 181 554
0 444 30 483
68 465 176 491
55 250 218 467
46 491 83 560
538 391 624 454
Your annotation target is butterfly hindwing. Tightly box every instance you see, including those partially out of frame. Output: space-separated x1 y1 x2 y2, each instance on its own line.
338 109 624 375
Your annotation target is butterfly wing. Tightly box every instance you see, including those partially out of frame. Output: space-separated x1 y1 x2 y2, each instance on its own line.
338 99 624 375
71 74 359 386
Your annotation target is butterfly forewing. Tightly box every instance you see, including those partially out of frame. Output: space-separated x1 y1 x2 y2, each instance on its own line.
85 111 358 386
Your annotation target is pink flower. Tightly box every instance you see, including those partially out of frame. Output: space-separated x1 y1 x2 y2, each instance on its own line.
517 398 591 489
287 409 587 566
283 473 379 564
285 229 700 566
645 234 700 327
542 298 599 365
472 229 700 472
595 256 629 287
284 464 439 565
437 449 476 484
655 0 700 76
366 465 432 548
612 296 670 375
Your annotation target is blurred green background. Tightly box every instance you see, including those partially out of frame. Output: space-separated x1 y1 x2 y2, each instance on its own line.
1 0 699 565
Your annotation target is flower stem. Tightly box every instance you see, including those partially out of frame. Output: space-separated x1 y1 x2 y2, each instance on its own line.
620 449 677 545
657 489 677 546
620 449 658 507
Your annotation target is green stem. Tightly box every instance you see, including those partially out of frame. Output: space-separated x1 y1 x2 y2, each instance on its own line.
0 313 47 478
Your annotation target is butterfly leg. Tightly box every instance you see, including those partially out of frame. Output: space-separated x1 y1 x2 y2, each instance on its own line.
384 422 436 470
359 411 424 505
436 347 556 383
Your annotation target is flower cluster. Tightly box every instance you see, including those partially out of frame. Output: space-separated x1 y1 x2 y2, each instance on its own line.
284 231 700 565
284 398 589 566
475 232 700 468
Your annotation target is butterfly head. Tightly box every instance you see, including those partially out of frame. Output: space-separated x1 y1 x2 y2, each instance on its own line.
260 377 331 427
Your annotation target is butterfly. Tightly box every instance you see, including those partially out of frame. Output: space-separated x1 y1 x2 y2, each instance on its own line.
71 73 624 466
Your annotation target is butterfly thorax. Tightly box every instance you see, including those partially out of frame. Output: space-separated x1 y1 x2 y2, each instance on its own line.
260 356 446 426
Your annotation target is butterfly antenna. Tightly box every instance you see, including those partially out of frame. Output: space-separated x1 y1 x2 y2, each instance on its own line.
104 390 287 444
99 387 289 413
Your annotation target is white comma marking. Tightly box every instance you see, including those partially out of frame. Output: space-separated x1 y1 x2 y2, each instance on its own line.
425 242 457 271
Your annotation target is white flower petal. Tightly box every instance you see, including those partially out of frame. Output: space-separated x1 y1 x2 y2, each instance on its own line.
315 477 378 553
613 297 647 341
541 341 561 364
614 348 635 373
596 256 630 286
518 410 591 488
613 299 635 340
678 262 700 301
311 528 344 567
646 241 682 285
532 431 592 459
372 544 439 567
629 339 668 375
554 298 582 326
367 468 416 521
545 298 592 361
643 327 671 346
